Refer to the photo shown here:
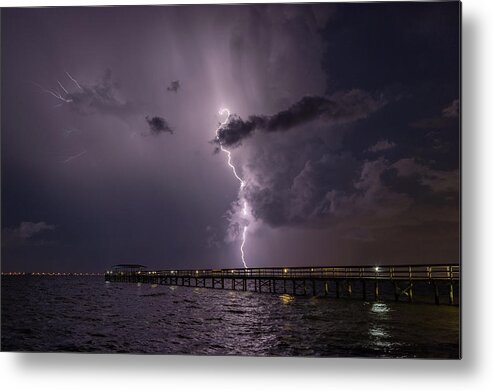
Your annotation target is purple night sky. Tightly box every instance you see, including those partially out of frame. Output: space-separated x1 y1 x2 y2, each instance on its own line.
1 3 460 272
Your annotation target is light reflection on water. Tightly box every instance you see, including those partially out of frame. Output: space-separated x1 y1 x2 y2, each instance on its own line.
369 327 387 338
1 276 459 358
279 294 294 305
371 302 390 314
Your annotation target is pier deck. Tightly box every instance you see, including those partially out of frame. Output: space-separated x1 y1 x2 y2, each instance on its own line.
105 264 460 305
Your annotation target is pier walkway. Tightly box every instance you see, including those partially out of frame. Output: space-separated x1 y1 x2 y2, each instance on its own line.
105 264 460 305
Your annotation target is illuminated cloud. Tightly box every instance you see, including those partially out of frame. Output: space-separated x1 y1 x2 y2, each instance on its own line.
411 98 460 129
368 140 396 153
442 99 459 118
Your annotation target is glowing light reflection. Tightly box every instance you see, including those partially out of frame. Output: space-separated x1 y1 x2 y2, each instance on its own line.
279 294 294 305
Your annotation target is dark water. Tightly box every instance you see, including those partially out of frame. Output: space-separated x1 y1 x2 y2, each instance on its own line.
1 276 460 358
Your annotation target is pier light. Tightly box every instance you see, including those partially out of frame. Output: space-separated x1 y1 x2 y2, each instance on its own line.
375 266 380 272
283 268 289 274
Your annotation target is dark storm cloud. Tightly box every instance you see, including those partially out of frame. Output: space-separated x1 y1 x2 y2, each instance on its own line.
145 116 174 135
241 149 458 230
167 80 180 93
216 90 386 147
243 152 361 227
380 166 456 207
228 88 458 238
221 88 401 232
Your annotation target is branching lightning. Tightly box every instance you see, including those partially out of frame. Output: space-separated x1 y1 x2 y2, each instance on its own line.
34 81 73 105
216 108 249 269
34 72 83 107
35 73 87 166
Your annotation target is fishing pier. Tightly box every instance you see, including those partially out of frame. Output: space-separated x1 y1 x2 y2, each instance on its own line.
105 264 459 305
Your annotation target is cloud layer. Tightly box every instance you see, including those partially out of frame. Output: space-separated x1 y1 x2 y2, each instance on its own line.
3 221 56 247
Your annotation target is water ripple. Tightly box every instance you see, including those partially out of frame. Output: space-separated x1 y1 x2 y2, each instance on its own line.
1 276 459 357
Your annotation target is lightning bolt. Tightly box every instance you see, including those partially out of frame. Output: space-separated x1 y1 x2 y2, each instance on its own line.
63 149 87 164
65 71 83 90
33 72 82 107
216 108 249 269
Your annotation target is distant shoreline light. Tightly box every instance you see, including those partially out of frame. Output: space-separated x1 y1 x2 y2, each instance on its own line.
1 272 104 276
